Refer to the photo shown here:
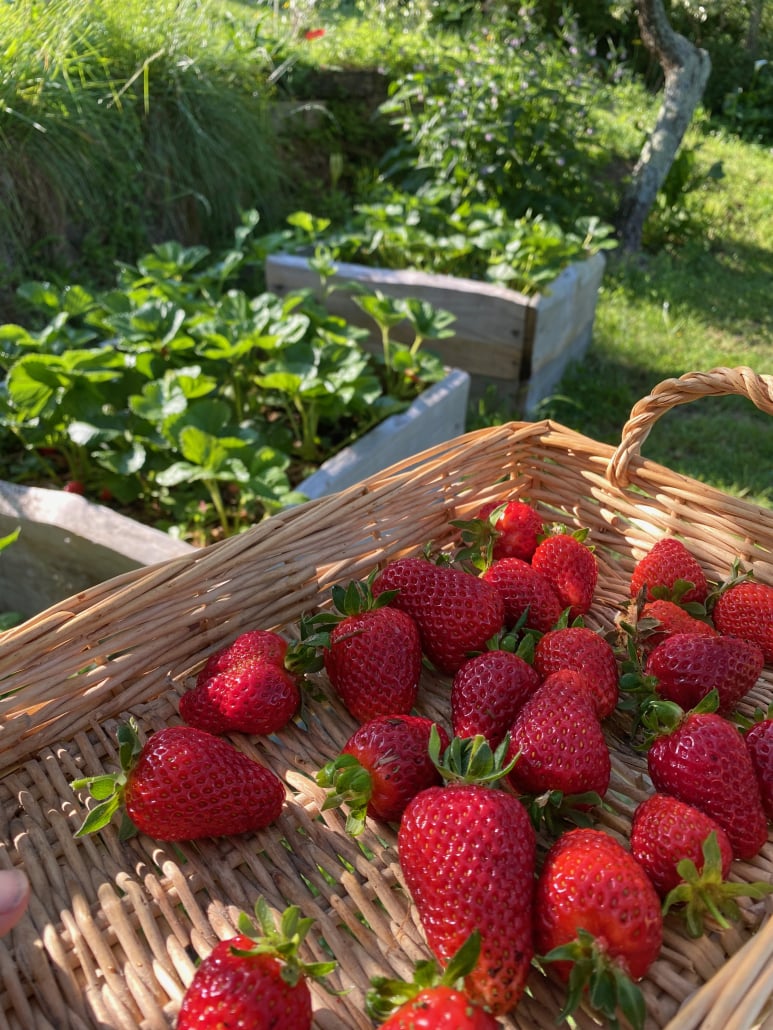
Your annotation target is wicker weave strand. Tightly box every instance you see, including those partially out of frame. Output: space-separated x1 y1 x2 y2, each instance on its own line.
0 366 772 1029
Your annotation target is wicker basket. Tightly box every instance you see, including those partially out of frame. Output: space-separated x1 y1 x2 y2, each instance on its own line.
1 365 772 1030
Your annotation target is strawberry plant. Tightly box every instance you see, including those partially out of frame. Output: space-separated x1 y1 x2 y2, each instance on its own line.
0 214 450 544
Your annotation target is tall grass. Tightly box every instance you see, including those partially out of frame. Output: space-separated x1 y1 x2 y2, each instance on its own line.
0 0 291 309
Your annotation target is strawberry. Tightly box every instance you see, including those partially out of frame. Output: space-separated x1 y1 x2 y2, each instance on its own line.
480 556 563 632
631 793 733 897
535 827 663 1030
366 932 500 1030
744 714 773 820
637 597 718 652
316 714 450 834
377 984 499 1029
176 898 335 1029
533 624 619 719
197 629 290 680
305 576 423 722
629 537 709 605
397 732 536 1015
644 694 769 860
531 528 598 620
643 632 764 715
71 720 285 841
474 498 544 561
372 557 504 675
505 670 611 825
179 628 306 736
712 578 773 663
629 793 772 938
451 644 540 748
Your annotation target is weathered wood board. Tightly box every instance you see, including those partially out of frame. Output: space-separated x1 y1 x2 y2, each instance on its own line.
265 253 606 414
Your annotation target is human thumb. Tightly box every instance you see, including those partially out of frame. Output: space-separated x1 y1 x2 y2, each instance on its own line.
0 869 30 935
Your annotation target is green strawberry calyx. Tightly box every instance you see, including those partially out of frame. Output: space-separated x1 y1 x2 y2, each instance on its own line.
233 897 337 988
521 789 607 836
365 930 482 1021
429 725 518 787
296 571 399 663
637 689 720 750
663 831 773 939
316 752 373 837
540 926 645 1030
70 718 142 840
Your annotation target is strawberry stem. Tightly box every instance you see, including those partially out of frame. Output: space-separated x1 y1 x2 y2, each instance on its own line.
541 927 645 1030
366 931 482 1021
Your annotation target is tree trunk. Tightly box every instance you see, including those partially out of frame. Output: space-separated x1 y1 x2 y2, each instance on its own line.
616 0 711 253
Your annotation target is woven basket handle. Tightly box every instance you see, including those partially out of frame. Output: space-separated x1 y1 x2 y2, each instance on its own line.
607 365 773 489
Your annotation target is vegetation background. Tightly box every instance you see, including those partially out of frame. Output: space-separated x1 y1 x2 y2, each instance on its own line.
1 0 771 525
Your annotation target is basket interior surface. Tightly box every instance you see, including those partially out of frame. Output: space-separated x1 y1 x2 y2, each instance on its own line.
1 409 772 1030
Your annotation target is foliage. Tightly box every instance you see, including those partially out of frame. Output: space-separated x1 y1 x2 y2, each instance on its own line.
0 214 449 544
271 201 616 295
0 0 295 307
268 14 619 292
722 59 773 143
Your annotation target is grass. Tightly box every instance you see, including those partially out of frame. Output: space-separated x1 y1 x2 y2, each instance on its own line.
536 115 773 509
0 0 292 303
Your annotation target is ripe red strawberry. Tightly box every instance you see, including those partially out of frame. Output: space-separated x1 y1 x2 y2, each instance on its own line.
372 557 504 675
397 734 536 1015
531 529 598 620
645 695 768 860
644 632 764 715
712 578 773 663
316 715 450 834
630 537 708 605
534 625 619 719
367 932 500 1030
629 792 771 938
744 715 773 820
631 793 733 897
535 827 663 1029
378 985 499 1029
480 556 563 632
638 598 718 652
505 670 611 815
180 628 303 736
197 629 290 681
177 898 335 1029
71 720 285 841
451 646 540 748
474 498 544 561
307 577 423 721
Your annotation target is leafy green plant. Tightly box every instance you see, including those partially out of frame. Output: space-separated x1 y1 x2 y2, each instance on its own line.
722 60 773 144
281 196 616 295
0 215 452 544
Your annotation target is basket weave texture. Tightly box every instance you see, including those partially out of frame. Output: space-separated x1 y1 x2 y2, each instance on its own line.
1 365 772 1030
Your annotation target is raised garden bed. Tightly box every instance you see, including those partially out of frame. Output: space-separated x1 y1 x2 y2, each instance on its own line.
265 251 606 414
0 367 469 618
0 480 196 620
